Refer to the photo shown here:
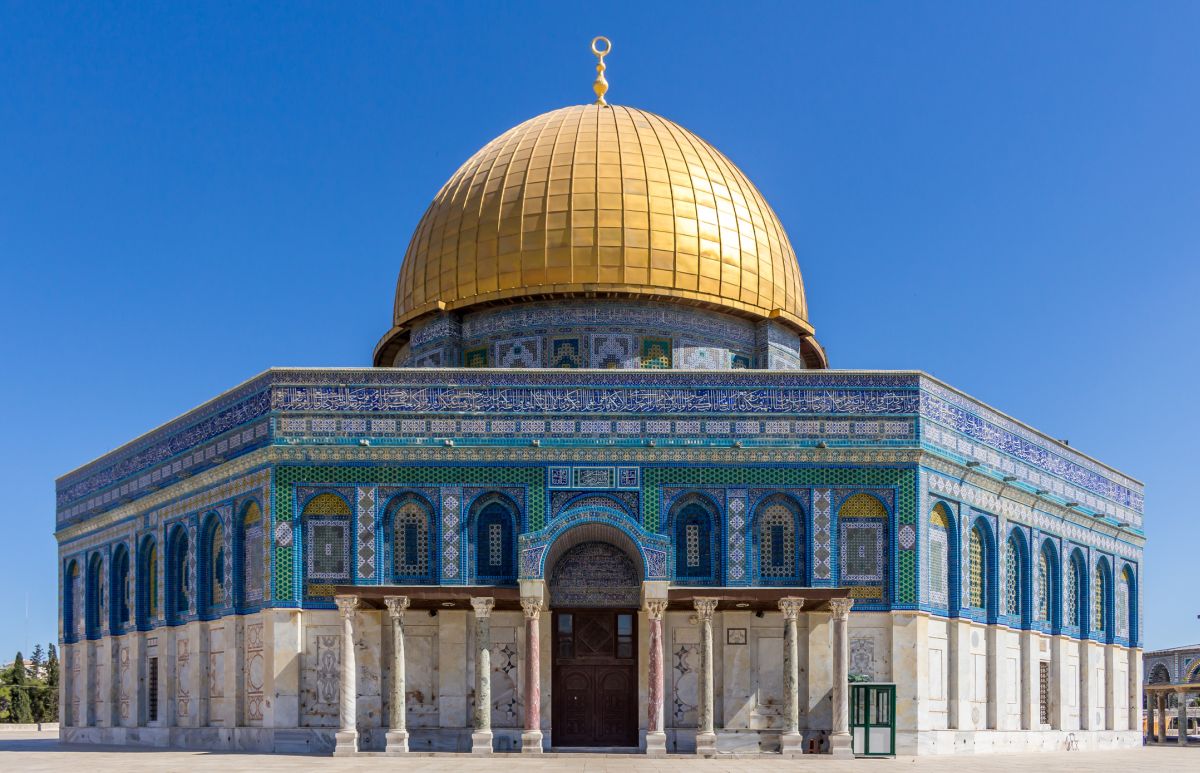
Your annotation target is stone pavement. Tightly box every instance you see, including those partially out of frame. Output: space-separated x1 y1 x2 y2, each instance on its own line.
0 732 1195 772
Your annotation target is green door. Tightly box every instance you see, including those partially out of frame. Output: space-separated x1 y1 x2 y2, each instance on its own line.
850 683 896 756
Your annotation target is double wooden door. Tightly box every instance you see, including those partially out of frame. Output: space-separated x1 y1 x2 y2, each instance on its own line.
551 609 638 747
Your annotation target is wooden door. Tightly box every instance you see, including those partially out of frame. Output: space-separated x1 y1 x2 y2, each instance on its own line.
551 609 637 747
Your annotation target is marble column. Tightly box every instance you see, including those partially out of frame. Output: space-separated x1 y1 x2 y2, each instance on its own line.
829 597 854 759
779 597 806 757
644 599 668 757
333 595 359 757
520 596 544 753
1178 689 1188 746
1158 693 1167 744
384 596 410 754
470 597 495 754
693 597 719 757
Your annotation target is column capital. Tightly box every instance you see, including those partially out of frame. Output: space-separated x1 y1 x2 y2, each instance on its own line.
384 596 410 619
645 599 668 620
520 597 543 620
830 597 853 621
693 597 718 621
471 597 496 619
335 595 360 618
778 597 806 620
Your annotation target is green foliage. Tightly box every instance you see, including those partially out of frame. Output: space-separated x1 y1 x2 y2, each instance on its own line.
46 645 59 688
10 685 33 724
11 652 26 685
1 644 56 723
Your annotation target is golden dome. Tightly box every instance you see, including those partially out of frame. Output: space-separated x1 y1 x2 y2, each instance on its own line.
376 103 825 366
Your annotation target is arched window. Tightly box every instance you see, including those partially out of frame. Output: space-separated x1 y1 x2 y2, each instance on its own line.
64 560 80 643
1065 551 1084 629
1004 535 1023 618
928 503 952 609
137 536 158 629
1093 562 1108 635
1148 664 1171 684
199 515 226 616
85 553 104 639
754 494 803 583
240 501 265 608
1118 567 1135 643
303 493 352 584
967 526 986 609
110 544 131 634
389 494 435 582
473 495 516 583
167 525 190 625
671 496 718 584
838 493 888 599
1035 543 1056 624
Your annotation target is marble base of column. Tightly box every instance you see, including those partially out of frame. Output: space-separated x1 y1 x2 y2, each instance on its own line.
521 729 544 753
829 732 853 758
384 729 409 754
645 730 667 757
333 730 359 757
781 732 805 758
471 730 494 754
695 731 717 758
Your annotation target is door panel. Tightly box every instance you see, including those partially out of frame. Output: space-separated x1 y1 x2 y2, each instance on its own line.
552 610 637 747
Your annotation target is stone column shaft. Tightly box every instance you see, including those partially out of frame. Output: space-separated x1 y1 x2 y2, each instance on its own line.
385 596 410 754
645 599 668 757
779 597 805 757
470 597 495 754
521 596 544 753
1178 691 1188 746
829 598 854 759
693 597 718 757
332 595 359 756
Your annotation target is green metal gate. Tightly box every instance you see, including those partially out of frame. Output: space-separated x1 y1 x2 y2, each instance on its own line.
850 683 896 757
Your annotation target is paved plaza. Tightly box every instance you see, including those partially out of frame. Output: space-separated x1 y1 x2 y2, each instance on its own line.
0 732 1195 772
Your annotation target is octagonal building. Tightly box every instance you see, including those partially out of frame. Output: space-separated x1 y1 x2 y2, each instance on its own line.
55 77 1145 758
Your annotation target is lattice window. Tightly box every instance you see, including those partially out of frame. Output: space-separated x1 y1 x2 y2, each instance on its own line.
145 542 158 621
242 502 264 604
1036 550 1050 622
758 503 796 578
672 499 715 583
838 494 886 587
1093 565 1106 633
1004 537 1020 616
304 493 352 583
112 547 131 631
474 499 515 582
1066 560 1080 627
928 504 950 607
1116 572 1129 638
168 528 190 622
209 521 226 608
390 495 432 579
64 562 80 640
968 527 985 609
1039 662 1051 725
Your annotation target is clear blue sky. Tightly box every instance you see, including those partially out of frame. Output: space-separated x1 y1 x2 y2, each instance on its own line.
1 2 1196 658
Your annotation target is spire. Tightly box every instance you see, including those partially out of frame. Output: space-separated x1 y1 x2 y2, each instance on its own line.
591 36 611 106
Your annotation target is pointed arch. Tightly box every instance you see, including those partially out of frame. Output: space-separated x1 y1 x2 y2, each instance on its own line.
752 493 804 584
1004 529 1031 626
1093 557 1112 640
470 492 518 584
166 523 191 625
965 517 998 621
386 492 436 582
84 552 104 639
1035 539 1059 629
1065 548 1087 631
928 502 957 612
137 535 158 629
1118 566 1137 645
669 493 721 585
303 491 352 584
1148 664 1171 684
63 559 81 643
109 543 131 635
239 500 265 610
199 512 227 617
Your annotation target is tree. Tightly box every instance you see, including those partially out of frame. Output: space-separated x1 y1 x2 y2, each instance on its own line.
46 645 58 688
29 645 44 675
10 685 33 724
11 652 26 685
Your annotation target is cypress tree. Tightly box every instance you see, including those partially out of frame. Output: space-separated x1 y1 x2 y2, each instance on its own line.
11 653 26 685
46 645 59 688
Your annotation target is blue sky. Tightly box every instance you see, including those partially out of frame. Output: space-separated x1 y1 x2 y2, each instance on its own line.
1 2 1196 658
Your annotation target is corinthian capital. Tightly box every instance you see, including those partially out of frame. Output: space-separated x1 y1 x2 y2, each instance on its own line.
778 597 806 620
829 597 854 621
645 599 668 620
334 595 359 618
520 597 543 620
693 597 719 621
384 596 410 619
470 596 495 619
